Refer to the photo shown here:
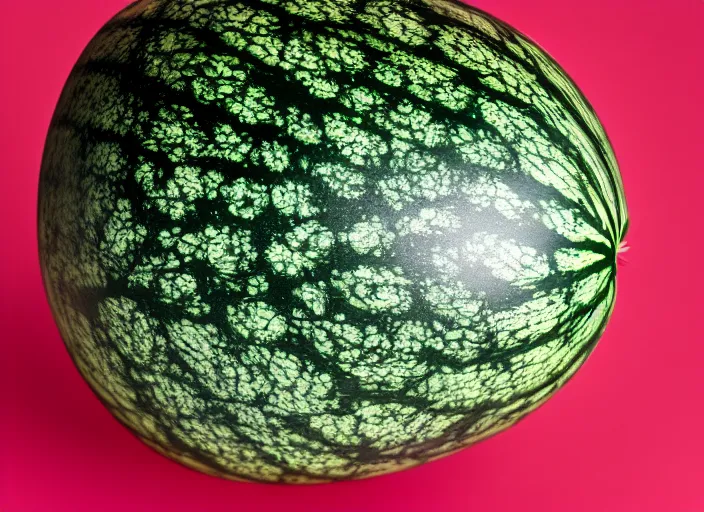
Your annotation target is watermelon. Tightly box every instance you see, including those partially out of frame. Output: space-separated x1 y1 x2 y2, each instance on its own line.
38 0 629 483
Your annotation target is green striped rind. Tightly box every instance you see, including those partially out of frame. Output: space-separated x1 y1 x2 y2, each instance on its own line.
38 0 628 482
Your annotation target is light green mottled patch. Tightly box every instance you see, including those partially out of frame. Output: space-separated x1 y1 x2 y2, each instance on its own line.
247 275 269 295
379 148 458 210
100 198 147 259
157 272 210 316
424 280 484 327
266 221 334 275
571 267 611 306
204 124 253 162
359 2 431 46
286 107 322 144
341 86 384 113
97 297 166 367
226 86 279 125
228 301 288 342
331 265 412 313
220 178 270 219
554 247 606 272
490 289 569 348
294 282 328 316
462 174 535 219
142 105 206 162
324 113 388 166
271 181 320 217
395 207 461 237
339 216 395 256
540 199 611 246
311 162 366 199
465 233 551 288
252 140 290 172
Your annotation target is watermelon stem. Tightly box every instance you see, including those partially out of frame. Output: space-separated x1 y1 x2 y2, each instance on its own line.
617 240 630 266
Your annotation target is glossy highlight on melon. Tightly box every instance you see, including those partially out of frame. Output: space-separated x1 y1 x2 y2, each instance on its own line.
38 0 629 483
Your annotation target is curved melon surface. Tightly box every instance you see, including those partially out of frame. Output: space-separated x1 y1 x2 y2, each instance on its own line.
38 0 628 483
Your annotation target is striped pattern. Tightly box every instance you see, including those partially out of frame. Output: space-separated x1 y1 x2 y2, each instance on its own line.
38 0 628 482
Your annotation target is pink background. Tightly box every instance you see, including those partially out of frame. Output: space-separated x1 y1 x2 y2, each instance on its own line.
2 1 703 510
